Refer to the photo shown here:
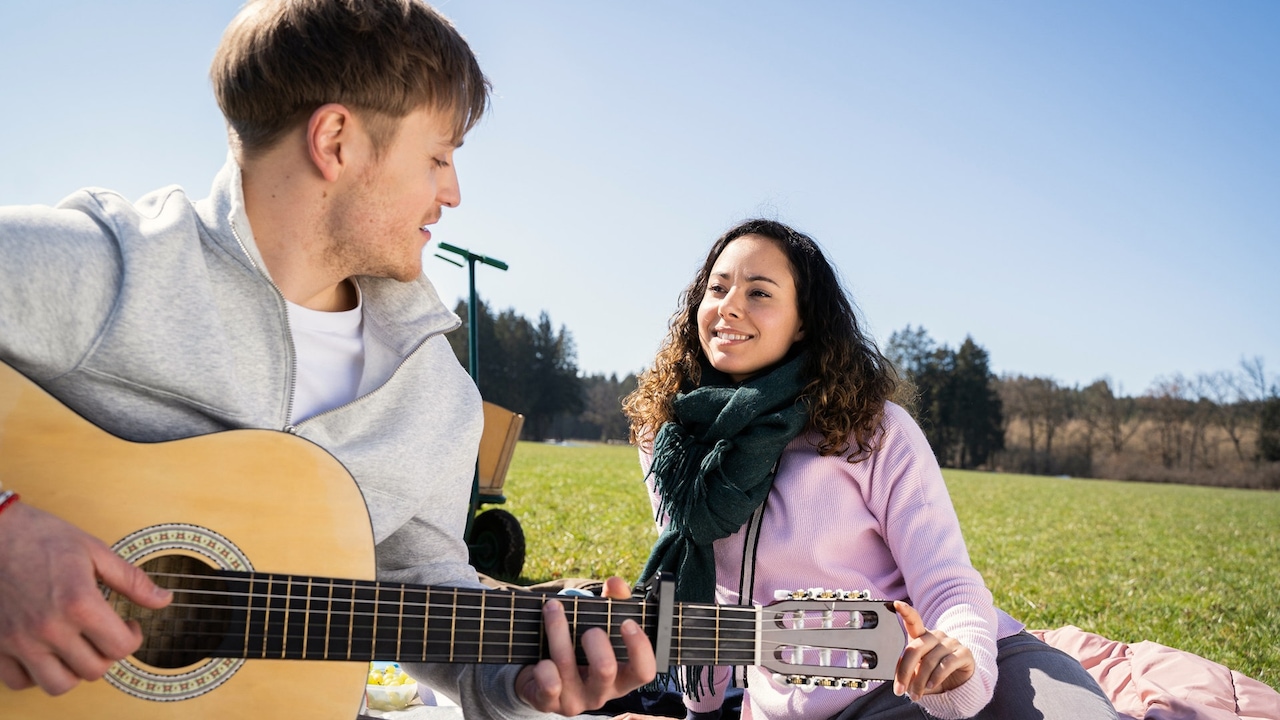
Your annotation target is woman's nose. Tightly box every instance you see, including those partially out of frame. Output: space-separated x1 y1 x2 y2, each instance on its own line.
719 288 743 318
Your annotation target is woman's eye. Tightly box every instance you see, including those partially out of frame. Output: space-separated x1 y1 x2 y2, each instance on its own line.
433 157 450 169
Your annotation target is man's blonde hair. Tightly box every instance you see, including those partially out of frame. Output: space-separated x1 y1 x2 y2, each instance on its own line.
211 0 489 157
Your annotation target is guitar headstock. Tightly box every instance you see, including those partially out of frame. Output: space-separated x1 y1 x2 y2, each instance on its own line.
758 589 905 688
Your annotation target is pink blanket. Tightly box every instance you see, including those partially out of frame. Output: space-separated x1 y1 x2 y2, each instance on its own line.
1032 626 1280 720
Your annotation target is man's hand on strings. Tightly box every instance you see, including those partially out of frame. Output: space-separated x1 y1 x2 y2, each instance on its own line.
0 502 171 694
516 576 657 715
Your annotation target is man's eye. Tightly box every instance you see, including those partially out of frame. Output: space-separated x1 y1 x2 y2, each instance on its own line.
434 157 450 169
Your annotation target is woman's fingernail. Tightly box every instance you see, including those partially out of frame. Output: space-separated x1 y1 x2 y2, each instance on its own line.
621 619 639 635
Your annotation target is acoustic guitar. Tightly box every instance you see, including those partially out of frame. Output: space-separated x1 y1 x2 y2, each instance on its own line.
0 361 904 719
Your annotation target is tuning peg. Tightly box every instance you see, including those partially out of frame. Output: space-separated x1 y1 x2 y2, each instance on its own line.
772 588 876 601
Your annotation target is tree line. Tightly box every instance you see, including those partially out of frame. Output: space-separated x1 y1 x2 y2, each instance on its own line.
450 300 1280 489
446 299 637 443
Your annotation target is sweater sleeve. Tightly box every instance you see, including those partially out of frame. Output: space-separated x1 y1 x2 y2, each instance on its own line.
872 404 999 719
0 196 124 379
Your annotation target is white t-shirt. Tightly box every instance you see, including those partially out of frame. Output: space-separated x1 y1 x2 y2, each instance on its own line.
286 296 365 424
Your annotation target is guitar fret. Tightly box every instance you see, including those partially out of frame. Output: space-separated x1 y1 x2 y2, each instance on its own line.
325 578 334 659
242 573 256 658
396 583 405 661
507 591 516 663
371 584 380 659
302 577 311 659
397 586 426 663
476 591 486 662
714 604 720 666
327 578 354 661
268 575 286 658
286 573 303 653
351 581 377 660
304 576 330 660
449 588 458 662
424 586 435 661
675 601 684 666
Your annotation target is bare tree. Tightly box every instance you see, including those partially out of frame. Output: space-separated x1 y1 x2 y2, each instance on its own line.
1146 375 1196 470
1080 377 1141 455
1204 370 1250 463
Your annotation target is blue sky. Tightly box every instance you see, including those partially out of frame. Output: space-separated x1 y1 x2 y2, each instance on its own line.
2 1 1277 397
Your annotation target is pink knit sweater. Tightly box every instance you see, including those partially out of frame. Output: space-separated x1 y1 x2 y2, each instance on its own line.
641 402 1024 720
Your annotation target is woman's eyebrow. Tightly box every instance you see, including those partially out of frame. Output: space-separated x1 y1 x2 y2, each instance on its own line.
745 273 781 286
710 270 781 286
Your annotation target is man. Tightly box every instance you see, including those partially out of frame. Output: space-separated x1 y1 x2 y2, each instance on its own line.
0 1 654 717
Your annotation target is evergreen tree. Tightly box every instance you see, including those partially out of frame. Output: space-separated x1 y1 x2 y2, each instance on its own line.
886 326 1004 469
1260 397 1280 463
952 337 1004 468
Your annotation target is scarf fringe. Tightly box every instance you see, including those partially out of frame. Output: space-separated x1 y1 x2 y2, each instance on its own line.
643 665 714 703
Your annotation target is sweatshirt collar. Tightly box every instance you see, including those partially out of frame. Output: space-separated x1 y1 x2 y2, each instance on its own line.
194 153 462 354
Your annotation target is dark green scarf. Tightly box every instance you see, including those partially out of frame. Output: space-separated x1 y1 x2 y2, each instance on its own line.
640 352 810 605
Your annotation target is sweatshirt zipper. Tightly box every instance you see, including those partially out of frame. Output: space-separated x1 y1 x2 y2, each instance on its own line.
227 221 300 426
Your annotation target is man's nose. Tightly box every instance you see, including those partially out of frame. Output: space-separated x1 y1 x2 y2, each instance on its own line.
438 166 461 208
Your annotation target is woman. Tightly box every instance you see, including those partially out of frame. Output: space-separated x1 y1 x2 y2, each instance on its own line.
621 219 1114 720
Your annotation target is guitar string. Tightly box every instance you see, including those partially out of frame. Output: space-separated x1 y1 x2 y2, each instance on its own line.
125 570 884 663
133 572 873 632
123 609 844 667
137 570 757 617
139 570 874 622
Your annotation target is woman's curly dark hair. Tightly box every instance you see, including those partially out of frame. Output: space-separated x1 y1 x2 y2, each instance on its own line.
623 219 899 461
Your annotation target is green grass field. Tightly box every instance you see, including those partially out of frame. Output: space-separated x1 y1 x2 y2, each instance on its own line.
495 441 1280 688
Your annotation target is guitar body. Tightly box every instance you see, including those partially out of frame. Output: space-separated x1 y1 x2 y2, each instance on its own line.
0 363 376 719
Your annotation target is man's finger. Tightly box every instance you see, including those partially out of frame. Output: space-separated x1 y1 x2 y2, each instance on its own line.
541 600 584 697
17 649 79 697
615 619 657 688
0 655 34 690
574 626 619 711
92 543 171 610
518 659 563 712
600 576 633 600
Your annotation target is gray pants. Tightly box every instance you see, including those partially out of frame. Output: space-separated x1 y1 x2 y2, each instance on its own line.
829 632 1117 720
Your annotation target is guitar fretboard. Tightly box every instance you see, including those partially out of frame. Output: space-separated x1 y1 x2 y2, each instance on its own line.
116 559 758 670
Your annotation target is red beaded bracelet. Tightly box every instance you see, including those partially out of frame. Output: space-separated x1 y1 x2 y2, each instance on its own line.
0 490 19 516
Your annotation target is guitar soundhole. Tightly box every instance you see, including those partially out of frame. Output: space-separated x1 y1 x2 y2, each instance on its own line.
113 554 234 669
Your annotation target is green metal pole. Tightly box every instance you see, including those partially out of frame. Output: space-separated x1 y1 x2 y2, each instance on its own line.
467 258 478 382
434 242 509 549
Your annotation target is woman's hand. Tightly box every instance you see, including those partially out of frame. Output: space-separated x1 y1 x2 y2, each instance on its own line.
890 600 975 701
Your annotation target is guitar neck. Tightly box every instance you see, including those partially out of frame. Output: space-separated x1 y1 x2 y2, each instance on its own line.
128 568 753 669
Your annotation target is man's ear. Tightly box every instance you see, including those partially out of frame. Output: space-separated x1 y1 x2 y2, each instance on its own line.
307 103 354 183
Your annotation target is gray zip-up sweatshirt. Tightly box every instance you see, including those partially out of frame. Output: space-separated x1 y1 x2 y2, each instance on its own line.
0 157 546 719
